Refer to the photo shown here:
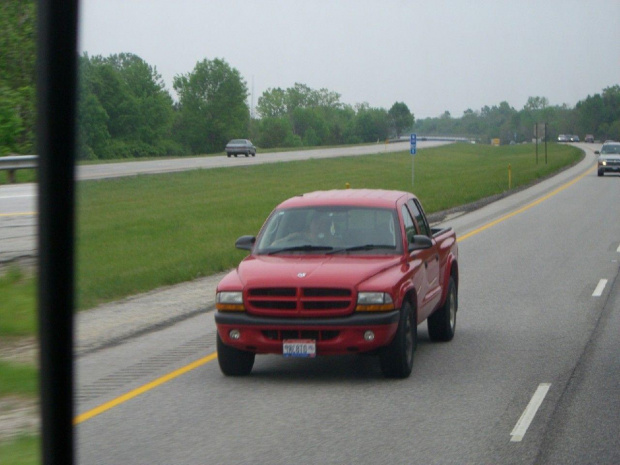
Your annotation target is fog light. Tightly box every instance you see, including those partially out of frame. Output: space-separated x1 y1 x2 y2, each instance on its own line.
229 329 241 340
364 330 375 341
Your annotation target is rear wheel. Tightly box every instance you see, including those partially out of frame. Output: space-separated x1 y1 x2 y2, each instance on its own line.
217 332 255 376
428 277 457 342
380 300 416 378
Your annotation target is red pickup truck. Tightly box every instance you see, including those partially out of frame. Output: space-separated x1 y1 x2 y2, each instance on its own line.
215 189 459 378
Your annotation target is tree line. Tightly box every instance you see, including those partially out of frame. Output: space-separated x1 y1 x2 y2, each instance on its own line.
1 1 619 159
76 53 415 159
414 90 620 144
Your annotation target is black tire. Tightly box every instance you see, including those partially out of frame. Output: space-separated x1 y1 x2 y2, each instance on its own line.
227 153 231 158
234 154 238 157
598 170 604 177
380 300 416 378
428 276 457 342
245 152 249 157
217 332 255 376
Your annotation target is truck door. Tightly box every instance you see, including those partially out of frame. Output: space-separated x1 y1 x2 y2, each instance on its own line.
406 200 441 319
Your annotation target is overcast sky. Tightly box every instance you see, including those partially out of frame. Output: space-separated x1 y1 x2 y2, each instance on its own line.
78 0 620 119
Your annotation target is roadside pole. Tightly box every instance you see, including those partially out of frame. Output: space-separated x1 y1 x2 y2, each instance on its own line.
410 133 417 187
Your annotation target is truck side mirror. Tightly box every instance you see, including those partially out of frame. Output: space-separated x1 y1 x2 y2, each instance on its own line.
408 235 433 252
235 235 256 251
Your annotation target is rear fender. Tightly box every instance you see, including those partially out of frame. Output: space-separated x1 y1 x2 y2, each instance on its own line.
439 255 458 305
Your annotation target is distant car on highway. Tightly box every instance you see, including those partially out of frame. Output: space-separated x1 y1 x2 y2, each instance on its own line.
595 142 620 176
225 139 256 157
557 134 569 142
569 135 580 142
585 134 594 143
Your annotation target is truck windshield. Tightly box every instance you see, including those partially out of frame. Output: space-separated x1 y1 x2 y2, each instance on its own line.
255 206 402 254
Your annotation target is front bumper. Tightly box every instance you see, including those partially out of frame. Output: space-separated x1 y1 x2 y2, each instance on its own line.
598 160 620 174
215 310 401 355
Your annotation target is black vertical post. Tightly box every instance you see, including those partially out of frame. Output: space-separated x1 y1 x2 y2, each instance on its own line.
36 1 79 464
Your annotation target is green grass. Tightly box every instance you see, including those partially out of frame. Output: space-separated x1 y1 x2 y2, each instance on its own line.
75 143 582 310
2 143 582 315
0 169 37 185
0 268 37 336
0 361 38 397
0 435 40 465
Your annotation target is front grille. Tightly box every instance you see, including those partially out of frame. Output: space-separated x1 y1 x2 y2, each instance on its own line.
262 330 340 341
250 288 296 297
247 287 354 316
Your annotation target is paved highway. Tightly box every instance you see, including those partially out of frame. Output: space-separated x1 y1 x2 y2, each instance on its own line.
0 183 36 264
76 140 443 180
70 144 619 464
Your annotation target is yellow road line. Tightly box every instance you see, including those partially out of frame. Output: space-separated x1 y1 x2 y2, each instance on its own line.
73 165 594 424
0 212 36 217
74 352 218 424
458 166 595 242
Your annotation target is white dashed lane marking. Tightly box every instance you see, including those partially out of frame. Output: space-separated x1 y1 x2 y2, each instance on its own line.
592 279 608 297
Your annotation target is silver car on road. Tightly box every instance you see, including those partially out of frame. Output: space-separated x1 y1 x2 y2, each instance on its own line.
225 139 257 158
596 142 620 176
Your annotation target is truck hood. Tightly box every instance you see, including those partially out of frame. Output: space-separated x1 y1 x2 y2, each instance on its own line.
228 255 402 290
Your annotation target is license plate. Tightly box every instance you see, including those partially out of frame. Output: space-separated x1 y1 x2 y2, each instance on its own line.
283 339 316 358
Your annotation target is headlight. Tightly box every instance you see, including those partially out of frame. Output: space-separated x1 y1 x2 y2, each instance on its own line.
356 292 395 312
216 291 245 311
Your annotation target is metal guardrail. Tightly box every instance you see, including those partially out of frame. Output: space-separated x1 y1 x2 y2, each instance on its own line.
0 155 38 183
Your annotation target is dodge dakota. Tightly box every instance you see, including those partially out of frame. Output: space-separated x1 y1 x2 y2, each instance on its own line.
215 189 459 378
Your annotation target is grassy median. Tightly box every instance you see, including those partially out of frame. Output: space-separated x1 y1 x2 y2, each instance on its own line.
75 143 581 309
2 142 585 317
2 143 583 313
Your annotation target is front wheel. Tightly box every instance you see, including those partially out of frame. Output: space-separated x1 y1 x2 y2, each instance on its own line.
598 170 604 177
380 300 416 378
428 276 457 342
217 332 255 376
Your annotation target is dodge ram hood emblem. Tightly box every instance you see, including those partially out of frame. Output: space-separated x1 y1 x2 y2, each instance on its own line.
297 272 307 278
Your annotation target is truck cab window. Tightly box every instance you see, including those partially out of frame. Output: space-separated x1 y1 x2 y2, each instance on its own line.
401 205 416 245
407 199 431 237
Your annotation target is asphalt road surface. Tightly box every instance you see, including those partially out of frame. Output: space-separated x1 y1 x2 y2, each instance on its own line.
69 144 619 464
0 183 36 264
76 140 443 180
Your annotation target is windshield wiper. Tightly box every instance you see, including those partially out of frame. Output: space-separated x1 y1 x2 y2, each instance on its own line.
327 244 396 254
267 245 334 255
